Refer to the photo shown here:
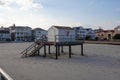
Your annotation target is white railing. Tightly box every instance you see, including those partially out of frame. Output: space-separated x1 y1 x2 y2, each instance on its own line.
55 35 75 42
0 68 13 80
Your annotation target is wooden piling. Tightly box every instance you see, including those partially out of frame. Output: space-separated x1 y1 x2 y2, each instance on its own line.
81 44 84 56
44 45 46 57
61 46 64 53
58 46 60 56
55 46 58 59
69 45 71 58
48 45 51 54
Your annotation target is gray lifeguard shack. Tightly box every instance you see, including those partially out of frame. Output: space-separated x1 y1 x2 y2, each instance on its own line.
20 25 84 59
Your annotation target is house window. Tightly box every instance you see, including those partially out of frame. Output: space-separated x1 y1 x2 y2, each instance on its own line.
101 34 104 37
17 32 19 35
118 28 120 31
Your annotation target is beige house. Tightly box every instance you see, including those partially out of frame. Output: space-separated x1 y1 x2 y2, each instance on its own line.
95 25 120 40
96 30 115 40
114 26 120 34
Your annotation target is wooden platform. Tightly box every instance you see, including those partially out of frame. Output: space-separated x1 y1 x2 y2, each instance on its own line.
44 41 84 46
36 41 84 59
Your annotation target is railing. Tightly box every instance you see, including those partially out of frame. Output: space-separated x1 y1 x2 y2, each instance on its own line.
0 68 13 80
20 42 36 55
28 43 45 56
35 37 47 43
20 38 47 57
55 35 76 42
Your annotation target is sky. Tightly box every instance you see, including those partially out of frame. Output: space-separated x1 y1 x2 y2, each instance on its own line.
0 0 120 30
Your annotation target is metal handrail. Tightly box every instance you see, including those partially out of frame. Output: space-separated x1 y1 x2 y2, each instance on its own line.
0 68 13 80
20 42 36 54
20 38 47 57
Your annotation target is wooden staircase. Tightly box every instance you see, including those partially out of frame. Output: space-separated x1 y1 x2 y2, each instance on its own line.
20 39 46 58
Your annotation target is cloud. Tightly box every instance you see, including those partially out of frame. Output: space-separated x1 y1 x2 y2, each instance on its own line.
0 0 43 10
0 1 5 5
16 0 43 10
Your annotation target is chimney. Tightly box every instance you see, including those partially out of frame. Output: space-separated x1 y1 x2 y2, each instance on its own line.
13 24 15 27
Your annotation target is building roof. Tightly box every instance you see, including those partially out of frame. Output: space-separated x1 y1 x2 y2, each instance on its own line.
15 26 31 28
9 25 31 29
114 25 120 29
33 28 47 31
103 30 115 33
52 25 73 30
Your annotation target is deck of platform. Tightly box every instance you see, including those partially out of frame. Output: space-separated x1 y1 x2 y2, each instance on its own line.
35 41 84 59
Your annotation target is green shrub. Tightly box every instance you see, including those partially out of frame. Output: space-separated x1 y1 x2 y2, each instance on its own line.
113 34 120 39
85 35 92 40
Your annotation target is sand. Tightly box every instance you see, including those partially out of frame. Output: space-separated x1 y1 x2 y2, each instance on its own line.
0 42 120 80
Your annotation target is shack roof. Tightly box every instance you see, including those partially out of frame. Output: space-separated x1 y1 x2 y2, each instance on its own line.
52 25 73 30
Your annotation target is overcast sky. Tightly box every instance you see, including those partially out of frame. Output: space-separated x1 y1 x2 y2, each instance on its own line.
0 0 120 30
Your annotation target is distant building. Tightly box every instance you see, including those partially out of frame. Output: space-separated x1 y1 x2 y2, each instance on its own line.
32 28 47 41
95 27 116 40
74 26 96 40
73 26 86 40
94 27 104 34
97 30 115 40
9 24 32 42
85 28 96 40
114 25 120 34
48 26 75 42
0 26 11 42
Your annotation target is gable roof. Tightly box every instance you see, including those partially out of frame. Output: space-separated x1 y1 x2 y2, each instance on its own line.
9 26 31 29
33 28 47 31
52 25 73 30
114 25 120 29
103 30 115 33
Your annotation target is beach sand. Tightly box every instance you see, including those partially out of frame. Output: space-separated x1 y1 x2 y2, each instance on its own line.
0 42 120 80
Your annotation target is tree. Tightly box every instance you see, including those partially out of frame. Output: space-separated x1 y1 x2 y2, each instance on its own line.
85 35 92 40
113 34 120 39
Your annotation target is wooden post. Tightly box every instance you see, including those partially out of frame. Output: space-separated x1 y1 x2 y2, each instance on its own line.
55 46 58 59
69 45 71 58
48 45 50 54
81 44 84 56
61 46 64 53
58 46 60 56
37 50 40 56
44 45 46 57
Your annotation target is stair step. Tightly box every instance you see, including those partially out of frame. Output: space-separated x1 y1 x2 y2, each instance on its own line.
20 42 45 58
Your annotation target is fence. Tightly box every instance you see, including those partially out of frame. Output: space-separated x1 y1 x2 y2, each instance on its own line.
55 35 75 42
0 68 13 80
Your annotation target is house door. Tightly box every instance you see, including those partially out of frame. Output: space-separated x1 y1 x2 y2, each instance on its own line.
108 34 112 40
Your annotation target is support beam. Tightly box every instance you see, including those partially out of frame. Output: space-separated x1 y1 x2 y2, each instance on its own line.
44 45 46 57
58 46 60 56
69 45 71 58
55 46 58 59
61 46 64 53
81 44 84 56
37 50 40 56
48 45 51 54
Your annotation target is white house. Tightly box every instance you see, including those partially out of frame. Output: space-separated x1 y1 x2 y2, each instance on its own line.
0 27 11 42
32 28 47 41
9 24 32 42
85 28 96 40
48 26 75 42
74 26 96 40
74 26 86 40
